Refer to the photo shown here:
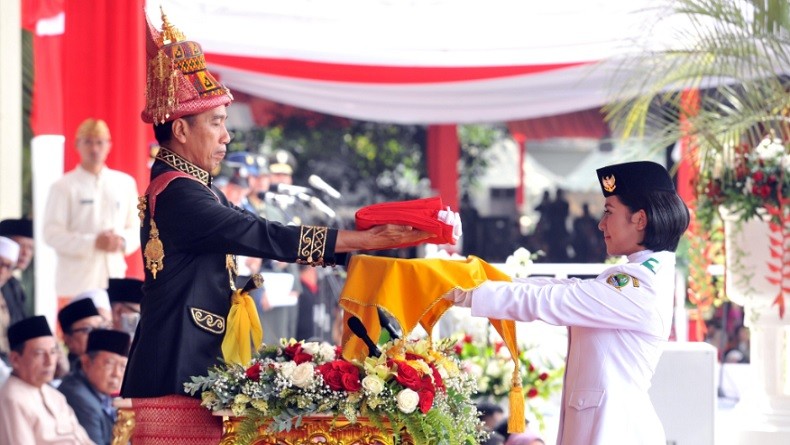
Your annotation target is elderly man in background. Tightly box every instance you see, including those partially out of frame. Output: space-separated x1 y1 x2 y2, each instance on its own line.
59 329 130 445
0 237 21 365
58 299 105 372
0 218 35 315
43 118 140 300
0 316 94 444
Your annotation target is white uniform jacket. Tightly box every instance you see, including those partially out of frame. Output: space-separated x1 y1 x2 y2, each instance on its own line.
43 166 140 296
470 250 675 445
0 375 95 445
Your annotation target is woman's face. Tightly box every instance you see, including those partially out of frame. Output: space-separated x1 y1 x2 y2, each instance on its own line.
597 195 646 256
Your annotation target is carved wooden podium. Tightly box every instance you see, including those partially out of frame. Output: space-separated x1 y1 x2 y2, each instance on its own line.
219 415 413 445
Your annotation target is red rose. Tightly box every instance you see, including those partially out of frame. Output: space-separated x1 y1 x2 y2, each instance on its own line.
405 352 425 362
245 362 262 381
527 388 539 398
539 372 549 381
418 388 435 413
430 365 445 392
317 361 344 391
753 170 765 182
395 362 423 391
341 372 362 392
463 334 473 343
454 344 463 356
284 343 313 364
528 364 535 373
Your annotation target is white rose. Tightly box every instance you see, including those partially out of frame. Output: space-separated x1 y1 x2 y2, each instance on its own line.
396 388 419 414
318 343 336 362
781 154 790 170
279 361 296 378
290 362 315 389
362 375 385 396
302 342 320 356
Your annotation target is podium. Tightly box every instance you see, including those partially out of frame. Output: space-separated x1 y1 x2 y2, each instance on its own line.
219 415 413 445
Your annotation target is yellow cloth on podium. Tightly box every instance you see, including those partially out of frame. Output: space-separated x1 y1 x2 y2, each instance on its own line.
339 254 525 432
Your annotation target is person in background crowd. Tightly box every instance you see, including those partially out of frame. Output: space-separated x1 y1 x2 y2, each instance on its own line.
58 299 105 372
43 118 140 299
73 289 113 328
0 237 21 364
0 218 35 315
121 10 429 444
724 325 750 364
572 203 607 263
0 316 94 444
477 401 506 445
446 161 690 445
107 278 143 337
59 329 130 445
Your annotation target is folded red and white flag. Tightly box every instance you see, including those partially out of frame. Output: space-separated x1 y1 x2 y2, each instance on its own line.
355 196 462 248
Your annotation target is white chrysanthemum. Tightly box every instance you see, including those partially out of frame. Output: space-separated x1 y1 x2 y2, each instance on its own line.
754 137 785 161
318 343 336 362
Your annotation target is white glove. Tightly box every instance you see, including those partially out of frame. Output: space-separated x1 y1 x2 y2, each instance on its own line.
444 288 473 308
437 206 463 241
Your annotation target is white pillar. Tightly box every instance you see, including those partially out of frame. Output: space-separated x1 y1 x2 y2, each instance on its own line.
0 1 23 218
32 135 65 328
723 211 790 444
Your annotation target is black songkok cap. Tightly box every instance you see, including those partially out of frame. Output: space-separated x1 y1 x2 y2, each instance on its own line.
107 278 144 305
87 329 131 357
8 316 52 349
0 219 33 238
58 298 100 332
596 161 676 197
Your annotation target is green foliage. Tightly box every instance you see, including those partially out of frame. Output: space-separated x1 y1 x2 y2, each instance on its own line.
458 124 506 192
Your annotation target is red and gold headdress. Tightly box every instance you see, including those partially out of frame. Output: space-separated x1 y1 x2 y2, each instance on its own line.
142 7 233 125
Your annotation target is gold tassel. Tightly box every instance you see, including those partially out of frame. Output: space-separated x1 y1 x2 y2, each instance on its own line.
508 368 526 433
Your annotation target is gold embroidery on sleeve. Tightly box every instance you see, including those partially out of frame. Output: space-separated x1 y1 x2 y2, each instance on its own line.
189 307 226 334
297 226 331 267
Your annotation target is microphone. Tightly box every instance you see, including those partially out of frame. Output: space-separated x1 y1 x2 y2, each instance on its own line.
347 316 381 358
270 183 311 196
377 307 401 340
308 174 342 200
310 196 337 219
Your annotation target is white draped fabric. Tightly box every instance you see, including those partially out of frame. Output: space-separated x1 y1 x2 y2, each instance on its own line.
147 0 673 123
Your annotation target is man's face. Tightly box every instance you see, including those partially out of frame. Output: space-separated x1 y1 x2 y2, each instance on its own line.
76 136 111 171
111 302 141 334
0 256 13 286
10 336 59 387
63 315 105 356
179 106 231 173
10 236 34 271
82 350 127 395
270 172 292 186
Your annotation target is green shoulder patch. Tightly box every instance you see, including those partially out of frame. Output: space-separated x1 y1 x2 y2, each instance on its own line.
641 258 660 274
606 273 641 291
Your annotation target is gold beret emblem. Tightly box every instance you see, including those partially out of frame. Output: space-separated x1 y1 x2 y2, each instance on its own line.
602 174 616 193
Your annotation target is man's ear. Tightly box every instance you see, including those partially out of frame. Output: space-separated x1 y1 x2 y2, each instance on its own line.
632 209 647 230
171 118 190 144
80 354 91 371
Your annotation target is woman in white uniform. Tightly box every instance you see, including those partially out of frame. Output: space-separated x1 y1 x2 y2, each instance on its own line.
447 161 690 445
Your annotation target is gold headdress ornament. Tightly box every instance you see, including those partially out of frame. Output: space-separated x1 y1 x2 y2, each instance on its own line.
142 7 232 125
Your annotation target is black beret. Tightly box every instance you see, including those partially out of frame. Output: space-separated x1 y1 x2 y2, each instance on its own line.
8 316 52 349
107 278 144 305
87 329 131 357
58 298 100 331
0 219 33 238
596 161 676 197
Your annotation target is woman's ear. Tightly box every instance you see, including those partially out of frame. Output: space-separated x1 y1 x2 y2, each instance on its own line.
632 209 647 230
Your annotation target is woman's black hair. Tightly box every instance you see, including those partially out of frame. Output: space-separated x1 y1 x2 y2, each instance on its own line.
617 191 690 252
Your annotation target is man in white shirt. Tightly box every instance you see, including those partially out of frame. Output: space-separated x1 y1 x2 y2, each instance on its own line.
0 316 94 444
43 118 140 298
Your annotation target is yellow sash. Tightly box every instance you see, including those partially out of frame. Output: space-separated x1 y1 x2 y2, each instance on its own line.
221 288 263 365
339 254 525 432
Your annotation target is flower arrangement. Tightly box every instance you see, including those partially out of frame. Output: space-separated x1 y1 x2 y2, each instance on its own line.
698 134 790 227
185 338 487 445
452 334 563 427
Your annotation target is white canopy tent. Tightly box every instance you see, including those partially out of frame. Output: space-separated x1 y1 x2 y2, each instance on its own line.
146 0 679 124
